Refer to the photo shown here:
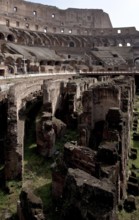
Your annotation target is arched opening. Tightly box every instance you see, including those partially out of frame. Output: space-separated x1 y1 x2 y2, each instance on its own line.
0 33 5 40
7 34 15 42
40 60 47 66
23 32 33 45
16 57 30 74
88 120 105 150
13 7 17 12
16 57 22 73
117 29 121 34
25 23 29 29
5 56 15 74
127 42 131 47
134 58 139 69
17 93 43 187
16 34 25 45
44 28 47 33
69 41 75 47
33 11 37 16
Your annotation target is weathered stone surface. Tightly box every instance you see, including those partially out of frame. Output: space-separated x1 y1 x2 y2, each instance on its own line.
36 112 56 157
18 188 45 220
64 142 96 175
97 142 118 165
52 117 67 139
61 168 115 220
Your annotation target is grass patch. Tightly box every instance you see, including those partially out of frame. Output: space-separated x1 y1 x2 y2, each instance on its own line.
0 111 78 220
56 129 78 151
23 115 78 219
0 181 21 219
118 196 139 220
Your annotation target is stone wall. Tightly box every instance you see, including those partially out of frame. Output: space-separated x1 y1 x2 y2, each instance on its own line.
5 79 44 180
17 188 45 220
51 76 135 220
0 0 112 33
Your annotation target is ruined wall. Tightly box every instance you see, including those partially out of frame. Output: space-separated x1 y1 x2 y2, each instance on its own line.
51 76 135 220
0 0 112 33
5 79 44 180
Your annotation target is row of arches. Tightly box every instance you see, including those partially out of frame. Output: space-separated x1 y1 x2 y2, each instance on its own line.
0 32 15 42
6 28 134 48
0 55 90 75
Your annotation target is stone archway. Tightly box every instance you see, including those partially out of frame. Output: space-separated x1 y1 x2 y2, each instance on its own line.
4 80 44 180
134 57 139 70
69 41 75 47
0 32 5 40
7 34 15 42
5 56 15 74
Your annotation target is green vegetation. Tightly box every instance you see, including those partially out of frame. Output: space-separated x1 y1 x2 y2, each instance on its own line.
118 203 139 220
0 181 21 219
0 103 78 219
24 116 78 219
56 129 78 151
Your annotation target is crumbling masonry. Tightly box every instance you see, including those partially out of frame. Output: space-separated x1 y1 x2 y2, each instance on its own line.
0 0 139 219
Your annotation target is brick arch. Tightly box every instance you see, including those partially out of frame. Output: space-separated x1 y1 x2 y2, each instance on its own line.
69 41 75 47
80 36 88 47
0 32 5 40
43 34 52 46
37 33 47 45
5 81 43 180
50 35 60 46
134 57 139 62
134 57 139 70
30 32 43 46
70 36 81 47
58 36 67 46
9 29 25 44
53 36 61 46
7 34 15 42
5 56 15 73
23 31 34 45
60 35 70 47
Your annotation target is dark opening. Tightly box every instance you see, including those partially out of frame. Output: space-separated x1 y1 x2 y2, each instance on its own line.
89 121 105 149
0 33 5 40
69 41 75 47
113 54 118 58
0 69 5 76
7 34 14 42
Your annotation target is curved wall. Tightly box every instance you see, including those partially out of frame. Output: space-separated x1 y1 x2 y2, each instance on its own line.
0 0 112 34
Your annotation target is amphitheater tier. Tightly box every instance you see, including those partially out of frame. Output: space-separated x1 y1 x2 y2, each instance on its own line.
0 0 112 34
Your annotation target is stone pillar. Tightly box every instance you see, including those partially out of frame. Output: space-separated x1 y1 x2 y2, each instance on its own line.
78 90 92 147
36 105 56 157
14 62 17 74
5 97 22 180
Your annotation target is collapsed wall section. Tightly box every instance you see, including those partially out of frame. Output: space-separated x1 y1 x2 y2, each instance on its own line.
51 76 135 220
